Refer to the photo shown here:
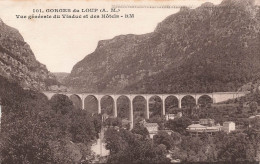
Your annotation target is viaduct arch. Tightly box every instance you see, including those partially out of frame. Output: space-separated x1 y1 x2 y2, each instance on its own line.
42 91 248 129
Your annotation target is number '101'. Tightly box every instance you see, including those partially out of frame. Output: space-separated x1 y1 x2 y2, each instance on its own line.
33 9 42 13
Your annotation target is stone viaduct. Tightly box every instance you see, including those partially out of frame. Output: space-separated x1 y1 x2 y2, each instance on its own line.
42 91 248 129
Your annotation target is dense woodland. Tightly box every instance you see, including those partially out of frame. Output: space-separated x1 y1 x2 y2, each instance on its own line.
104 93 260 163
0 76 102 163
1 75 260 163
104 120 260 163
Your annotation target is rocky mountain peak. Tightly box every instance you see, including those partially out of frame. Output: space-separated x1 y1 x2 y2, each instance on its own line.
220 0 257 16
0 19 58 91
0 22 24 41
179 6 191 12
65 0 260 93
201 2 215 7
221 0 256 6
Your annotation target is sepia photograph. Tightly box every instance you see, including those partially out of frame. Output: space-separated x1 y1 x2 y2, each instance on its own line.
0 0 260 163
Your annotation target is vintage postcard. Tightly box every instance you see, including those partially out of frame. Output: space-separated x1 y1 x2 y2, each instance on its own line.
0 0 259 163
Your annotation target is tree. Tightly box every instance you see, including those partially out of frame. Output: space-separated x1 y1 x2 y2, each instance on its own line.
249 117 260 131
131 123 149 138
105 129 170 164
104 128 126 154
49 94 75 115
0 77 97 163
149 97 163 118
153 131 174 150
104 117 122 128
237 101 243 114
249 101 258 114
177 136 209 162
165 117 192 134
170 132 182 146
92 113 102 136
0 90 55 163
70 110 97 144
217 132 251 162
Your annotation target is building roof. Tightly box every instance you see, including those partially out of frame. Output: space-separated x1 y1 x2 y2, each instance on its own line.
187 124 206 129
144 122 159 127
187 124 221 133
223 121 235 124
199 118 214 121
249 115 260 119
206 126 221 130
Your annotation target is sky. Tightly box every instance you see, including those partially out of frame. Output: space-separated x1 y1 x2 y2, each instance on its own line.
0 0 258 73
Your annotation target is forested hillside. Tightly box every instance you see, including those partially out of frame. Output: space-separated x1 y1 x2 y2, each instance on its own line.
0 76 101 163
66 0 260 93
0 19 58 90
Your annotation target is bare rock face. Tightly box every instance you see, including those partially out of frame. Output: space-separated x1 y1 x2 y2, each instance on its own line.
0 19 58 91
66 0 260 93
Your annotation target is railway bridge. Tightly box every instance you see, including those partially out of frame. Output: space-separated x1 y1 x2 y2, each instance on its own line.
43 91 248 129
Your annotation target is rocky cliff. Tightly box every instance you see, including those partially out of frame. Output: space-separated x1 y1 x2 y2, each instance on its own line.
65 0 260 93
0 18 58 90
53 72 69 84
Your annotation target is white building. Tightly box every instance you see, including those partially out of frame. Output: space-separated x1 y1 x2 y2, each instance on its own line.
222 121 235 133
165 114 175 121
143 122 159 138
186 124 222 136
165 112 182 121
186 124 207 131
